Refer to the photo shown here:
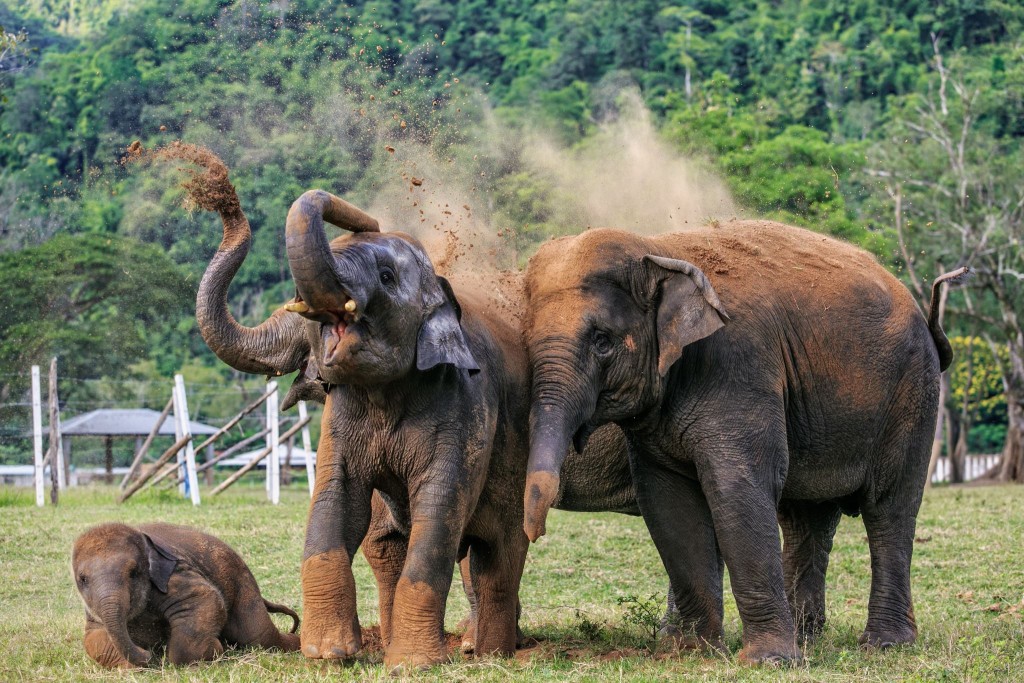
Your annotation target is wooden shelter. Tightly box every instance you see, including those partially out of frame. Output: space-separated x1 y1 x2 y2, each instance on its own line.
53 409 218 483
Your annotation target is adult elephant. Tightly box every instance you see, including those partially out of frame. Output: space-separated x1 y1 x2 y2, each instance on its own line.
520 220 966 664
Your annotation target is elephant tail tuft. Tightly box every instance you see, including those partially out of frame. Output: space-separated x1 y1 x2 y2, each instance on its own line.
263 599 300 633
927 266 971 372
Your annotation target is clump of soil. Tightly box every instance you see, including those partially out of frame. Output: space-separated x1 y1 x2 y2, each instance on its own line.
125 139 241 216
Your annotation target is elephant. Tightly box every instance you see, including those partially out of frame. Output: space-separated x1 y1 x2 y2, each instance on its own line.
71 522 300 668
519 220 966 664
180 146 678 667
196 178 537 668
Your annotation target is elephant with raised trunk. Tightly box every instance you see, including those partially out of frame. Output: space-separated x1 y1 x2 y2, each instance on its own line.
180 144 675 667
72 523 299 668
520 220 966 664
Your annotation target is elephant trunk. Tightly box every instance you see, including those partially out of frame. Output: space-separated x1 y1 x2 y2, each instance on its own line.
97 592 149 667
285 190 379 316
523 354 594 542
195 175 309 375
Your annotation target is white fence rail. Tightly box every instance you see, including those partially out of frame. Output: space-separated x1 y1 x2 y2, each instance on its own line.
931 454 1001 484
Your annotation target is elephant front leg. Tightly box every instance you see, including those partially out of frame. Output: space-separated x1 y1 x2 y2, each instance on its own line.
300 439 373 660
383 484 468 670
363 491 409 649
83 617 135 669
631 457 725 651
778 500 842 643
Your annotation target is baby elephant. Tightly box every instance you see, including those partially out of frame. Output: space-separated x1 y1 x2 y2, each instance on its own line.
72 522 300 668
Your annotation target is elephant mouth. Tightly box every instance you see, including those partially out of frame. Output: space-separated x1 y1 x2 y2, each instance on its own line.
320 300 362 367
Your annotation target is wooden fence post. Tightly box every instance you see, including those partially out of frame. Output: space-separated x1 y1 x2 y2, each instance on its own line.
173 375 201 506
31 365 44 507
47 358 60 504
266 381 280 505
298 401 315 496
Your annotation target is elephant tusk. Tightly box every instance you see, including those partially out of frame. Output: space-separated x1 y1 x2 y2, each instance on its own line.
284 301 310 314
344 299 357 313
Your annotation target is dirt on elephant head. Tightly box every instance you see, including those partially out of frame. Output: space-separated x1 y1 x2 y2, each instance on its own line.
125 140 241 216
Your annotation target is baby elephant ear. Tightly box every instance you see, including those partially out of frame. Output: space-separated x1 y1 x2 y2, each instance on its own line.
644 255 729 377
417 276 480 374
142 534 178 594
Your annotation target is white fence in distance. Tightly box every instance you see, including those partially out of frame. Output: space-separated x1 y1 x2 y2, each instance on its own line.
931 454 1001 484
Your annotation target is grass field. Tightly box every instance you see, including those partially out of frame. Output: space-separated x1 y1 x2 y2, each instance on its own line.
1 483 1023 682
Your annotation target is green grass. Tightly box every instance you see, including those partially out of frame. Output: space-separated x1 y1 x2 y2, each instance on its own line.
1 484 1023 681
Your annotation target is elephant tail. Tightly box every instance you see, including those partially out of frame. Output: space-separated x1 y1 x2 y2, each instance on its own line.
927 266 971 372
263 599 300 634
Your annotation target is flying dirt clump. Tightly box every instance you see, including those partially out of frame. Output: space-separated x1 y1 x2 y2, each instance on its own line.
126 140 241 216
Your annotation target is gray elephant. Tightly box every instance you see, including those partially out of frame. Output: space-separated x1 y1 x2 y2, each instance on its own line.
519 221 966 664
72 522 299 668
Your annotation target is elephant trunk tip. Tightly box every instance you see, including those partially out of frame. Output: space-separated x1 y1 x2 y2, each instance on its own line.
523 470 560 543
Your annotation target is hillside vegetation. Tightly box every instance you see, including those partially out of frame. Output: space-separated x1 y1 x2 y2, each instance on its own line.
0 0 1022 468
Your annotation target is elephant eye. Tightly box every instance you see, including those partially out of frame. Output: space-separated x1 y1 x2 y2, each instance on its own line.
593 330 614 356
129 567 140 579
78 574 88 586
379 267 396 286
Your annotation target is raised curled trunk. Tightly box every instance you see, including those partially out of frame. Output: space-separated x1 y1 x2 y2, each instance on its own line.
285 189 379 313
98 593 145 666
196 197 309 375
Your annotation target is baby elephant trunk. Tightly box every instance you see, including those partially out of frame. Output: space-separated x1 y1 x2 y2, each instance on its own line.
97 592 150 667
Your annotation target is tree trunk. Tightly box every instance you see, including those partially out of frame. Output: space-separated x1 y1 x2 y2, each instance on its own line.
926 375 948 487
999 391 1024 482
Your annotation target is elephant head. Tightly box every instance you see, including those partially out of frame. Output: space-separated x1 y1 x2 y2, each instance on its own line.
283 190 478 386
521 229 728 542
71 523 178 667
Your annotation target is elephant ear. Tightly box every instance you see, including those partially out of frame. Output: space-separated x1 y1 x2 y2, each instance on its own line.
644 255 729 377
417 276 480 374
142 534 178 594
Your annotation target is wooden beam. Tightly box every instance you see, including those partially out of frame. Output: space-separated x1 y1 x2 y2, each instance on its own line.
118 435 192 503
120 395 174 491
211 417 310 497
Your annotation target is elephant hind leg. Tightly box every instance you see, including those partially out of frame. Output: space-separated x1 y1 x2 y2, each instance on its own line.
363 492 409 650
224 588 300 652
859 373 937 649
467 529 527 657
778 500 842 643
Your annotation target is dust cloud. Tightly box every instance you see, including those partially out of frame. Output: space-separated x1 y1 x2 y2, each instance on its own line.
360 87 738 279
522 90 738 233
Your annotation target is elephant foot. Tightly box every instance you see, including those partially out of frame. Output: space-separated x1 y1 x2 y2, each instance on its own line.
301 624 361 660
383 647 448 672
458 615 476 653
657 618 725 653
301 551 362 659
858 625 916 650
737 637 801 667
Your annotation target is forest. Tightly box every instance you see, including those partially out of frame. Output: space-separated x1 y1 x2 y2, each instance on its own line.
0 0 1022 480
